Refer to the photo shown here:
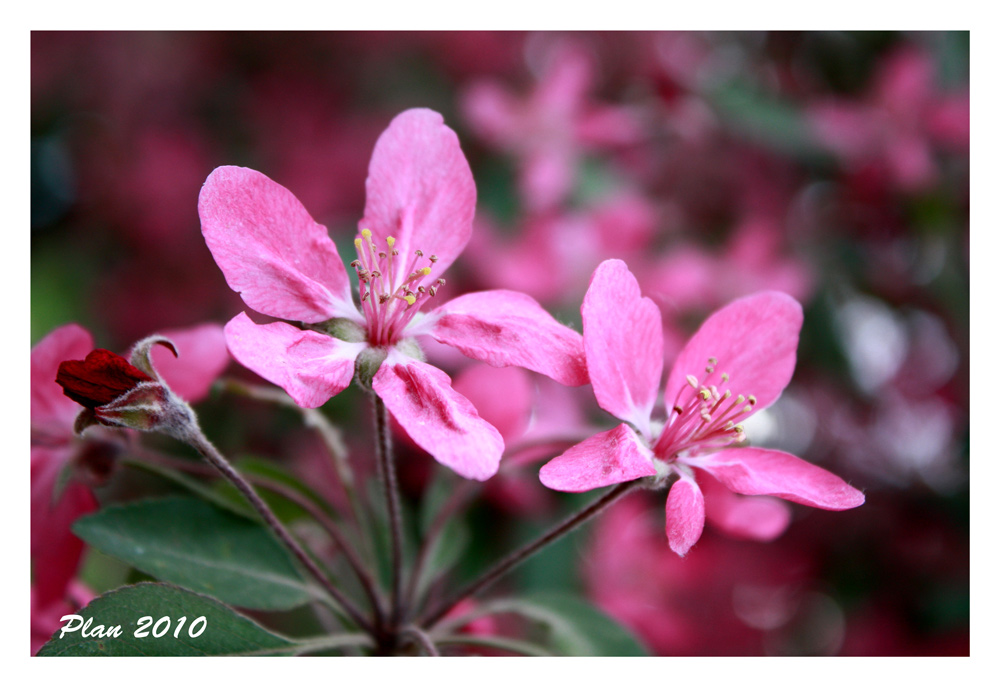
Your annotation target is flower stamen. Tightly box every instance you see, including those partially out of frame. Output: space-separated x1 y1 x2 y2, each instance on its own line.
349 231 446 345
655 357 757 459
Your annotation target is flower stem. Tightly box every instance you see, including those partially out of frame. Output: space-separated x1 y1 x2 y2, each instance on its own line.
219 378 365 530
402 625 440 656
419 481 641 629
126 449 386 627
373 395 405 632
180 424 376 636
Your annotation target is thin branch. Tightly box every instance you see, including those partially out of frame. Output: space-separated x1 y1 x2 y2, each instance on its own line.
420 481 641 628
373 395 405 631
127 450 386 626
402 625 440 656
218 378 367 532
433 634 553 657
180 425 376 637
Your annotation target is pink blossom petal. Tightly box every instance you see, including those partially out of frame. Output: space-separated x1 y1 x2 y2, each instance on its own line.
460 81 522 146
575 106 645 147
928 94 970 151
539 423 655 492
149 323 230 404
32 324 94 436
701 473 792 541
199 166 355 323
809 103 883 159
224 313 364 409
360 109 476 281
372 352 503 481
424 290 587 387
664 291 803 416
31 447 98 606
582 260 663 437
690 447 866 510
535 42 591 115
521 147 575 212
452 364 533 443
665 474 705 557
887 135 935 191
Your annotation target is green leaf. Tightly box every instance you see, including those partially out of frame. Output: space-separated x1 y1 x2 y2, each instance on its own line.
413 515 470 601
37 583 297 656
72 496 318 610
473 593 649 656
706 82 826 160
122 457 255 519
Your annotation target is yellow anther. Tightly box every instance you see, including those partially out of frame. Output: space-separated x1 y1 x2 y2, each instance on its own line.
418 267 432 276
699 389 711 401
736 395 745 404
354 237 362 249
361 228 372 239
743 405 753 413
404 294 416 306
723 390 731 399
386 236 395 248
721 372 730 383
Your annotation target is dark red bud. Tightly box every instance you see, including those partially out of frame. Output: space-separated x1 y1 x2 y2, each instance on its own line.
56 349 155 409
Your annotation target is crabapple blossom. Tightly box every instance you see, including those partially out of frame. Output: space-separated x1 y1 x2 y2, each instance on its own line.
809 46 969 192
540 259 864 556
199 108 586 481
461 40 644 212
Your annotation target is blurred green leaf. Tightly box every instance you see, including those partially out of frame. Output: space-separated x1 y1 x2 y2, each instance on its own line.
30 246 91 344
72 496 318 610
122 457 255 519
707 82 825 159
513 498 589 594
414 515 470 602
478 593 648 656
37 582 297 656
931 31 969 87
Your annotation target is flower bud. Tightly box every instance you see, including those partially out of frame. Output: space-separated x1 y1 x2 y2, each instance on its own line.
56 337 197 441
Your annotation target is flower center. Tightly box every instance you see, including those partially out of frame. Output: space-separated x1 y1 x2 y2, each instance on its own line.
350 229 445 346
653 356 756 459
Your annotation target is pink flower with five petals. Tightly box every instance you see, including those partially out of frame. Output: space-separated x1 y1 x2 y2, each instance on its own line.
540 260 864 556
199 108 586 481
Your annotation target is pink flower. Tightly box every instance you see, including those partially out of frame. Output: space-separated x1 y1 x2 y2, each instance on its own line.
540 260 864 556
31 581 94 655
639 216 815 316
808 46 969 192
461 41 643 212
199 108 586 481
